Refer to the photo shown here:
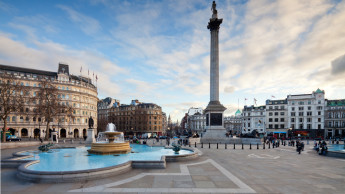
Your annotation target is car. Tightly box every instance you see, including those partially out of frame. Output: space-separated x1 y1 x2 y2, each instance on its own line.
6 135 21 142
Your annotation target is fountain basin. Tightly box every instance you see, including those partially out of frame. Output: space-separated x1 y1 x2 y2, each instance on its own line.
9 144 198 182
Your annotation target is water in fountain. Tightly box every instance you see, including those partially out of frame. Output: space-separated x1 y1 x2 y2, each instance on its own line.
95 123 125 143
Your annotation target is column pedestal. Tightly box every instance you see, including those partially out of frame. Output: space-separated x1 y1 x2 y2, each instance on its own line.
85 128 96 144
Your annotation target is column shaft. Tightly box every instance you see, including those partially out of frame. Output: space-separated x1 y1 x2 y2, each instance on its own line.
210 29 219 102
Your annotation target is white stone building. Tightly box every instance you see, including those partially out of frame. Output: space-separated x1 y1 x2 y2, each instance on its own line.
242 105 266 134
188 112 206 134
287 89 325 138
265 99 288 137
224 109 243 135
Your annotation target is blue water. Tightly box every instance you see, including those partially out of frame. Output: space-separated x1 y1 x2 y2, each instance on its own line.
19 144 193 171
328 144 345 152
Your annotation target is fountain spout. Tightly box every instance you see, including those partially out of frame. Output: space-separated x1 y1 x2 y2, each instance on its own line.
106 123 116 132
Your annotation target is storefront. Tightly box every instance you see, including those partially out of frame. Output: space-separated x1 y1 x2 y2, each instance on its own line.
273 131 287 138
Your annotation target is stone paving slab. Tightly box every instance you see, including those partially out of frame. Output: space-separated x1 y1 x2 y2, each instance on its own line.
1 141 345 193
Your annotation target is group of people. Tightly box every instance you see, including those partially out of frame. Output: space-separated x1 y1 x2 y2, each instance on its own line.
314 141 328 155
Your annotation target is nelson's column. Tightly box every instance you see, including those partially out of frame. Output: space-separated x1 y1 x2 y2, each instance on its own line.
201 1 227 143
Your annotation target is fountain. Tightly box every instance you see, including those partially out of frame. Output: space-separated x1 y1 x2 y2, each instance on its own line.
87 123 131 155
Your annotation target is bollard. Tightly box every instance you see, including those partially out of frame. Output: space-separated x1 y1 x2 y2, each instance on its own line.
217 143 218 149
195 142 197 147
250 143 252 149
234 143 236 149
268 143 270 149
225 143 227 149
202 142 203 148
242 143 244 149
209 143 210 149
257 143 259 149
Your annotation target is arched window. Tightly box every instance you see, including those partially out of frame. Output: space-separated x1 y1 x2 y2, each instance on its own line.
12 116 16 122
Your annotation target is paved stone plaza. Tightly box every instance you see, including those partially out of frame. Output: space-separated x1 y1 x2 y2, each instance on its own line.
1 141 345 193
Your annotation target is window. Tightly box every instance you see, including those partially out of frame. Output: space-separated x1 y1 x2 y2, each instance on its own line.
299 124 303 129
317 106 322 110
269 124 273 128
328 121 332 127
20 116 24 122
280 106 284 109
318 118 321 122
298 101 304 105
275 124 279 129
299 107 304 111
280 124 284 129
280 112 284 115
291 112 295 116
307 118 311 122
308 101 311 105
280 118 285 122
275 106 278 109
308 106 311 110
299 118 303 122
318 100 321 104
299 112 303 116
307 124 311 129
269 118 273 122
248 123 250 127
291 118 295 122
269 112 273 116
307 112 312 116
292 107 295 111
275 118 278 122
291 124 295 129
318 124 321 129
275 112 278 116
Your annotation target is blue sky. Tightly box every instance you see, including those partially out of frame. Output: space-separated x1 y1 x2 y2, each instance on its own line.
1 0 345 121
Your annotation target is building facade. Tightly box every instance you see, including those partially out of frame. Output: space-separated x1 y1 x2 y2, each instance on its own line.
109 100 165 137
325 99 345 138
224 109 243 135
265 99 288 137
287 89 325 138
242 105 266 134
188 112 206 134
0 63 98 139
97 97 119 133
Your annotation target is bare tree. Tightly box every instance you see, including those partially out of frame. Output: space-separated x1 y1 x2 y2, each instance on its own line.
33 80 75 141
0 76 28 142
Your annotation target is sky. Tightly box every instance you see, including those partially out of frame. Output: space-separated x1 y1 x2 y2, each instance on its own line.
0 0 345 122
